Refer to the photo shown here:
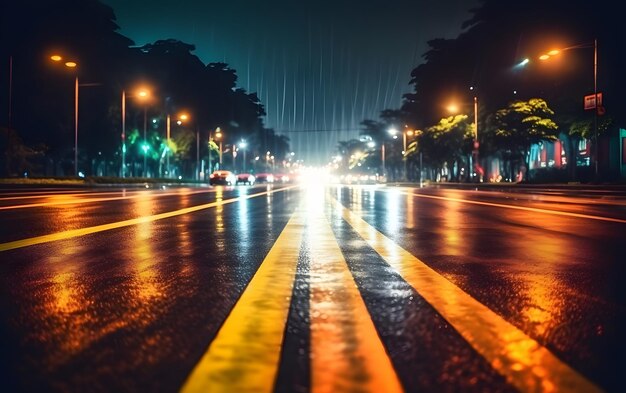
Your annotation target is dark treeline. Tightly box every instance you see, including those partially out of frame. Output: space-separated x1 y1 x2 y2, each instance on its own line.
342 0 625 183
0 0 290 178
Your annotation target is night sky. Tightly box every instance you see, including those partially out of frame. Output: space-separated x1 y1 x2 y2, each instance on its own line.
103 0 478 164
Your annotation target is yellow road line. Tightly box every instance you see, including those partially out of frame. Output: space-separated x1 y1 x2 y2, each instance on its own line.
0 188 288 252
0 188 229 210
334 198 602 393
398 189 626 224
309 206 403 393
180 210 305 393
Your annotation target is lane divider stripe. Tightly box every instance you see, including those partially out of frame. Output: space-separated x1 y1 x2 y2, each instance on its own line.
180 209 305 393
334 197 602 393
0 188 261 210
309 206 403 393
0 187 294 252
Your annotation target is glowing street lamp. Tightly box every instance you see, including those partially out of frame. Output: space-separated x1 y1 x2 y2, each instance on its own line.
215 127 223 167
239 140 248 172
402 126 415 181
164 112 189 177
535 40 600 176
446 94 481 181
137 89 151 177
50 54 79 176
121 87 151 177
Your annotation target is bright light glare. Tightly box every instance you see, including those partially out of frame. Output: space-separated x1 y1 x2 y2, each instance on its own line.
539 54 550 61
64 61 77 68
447 104 459 113
519 58 529 66
50 55 62 61
388 128 399 136
548 49 560 56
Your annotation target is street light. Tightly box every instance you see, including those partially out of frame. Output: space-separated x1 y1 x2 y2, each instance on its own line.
447 94 481 181
165 112 188 178
402 126 415 181
383 127 400 180
121 87 151 177
239 140 248 172
137 89 151 177
215 127 223 168
535 40 599 176
50 54 79 176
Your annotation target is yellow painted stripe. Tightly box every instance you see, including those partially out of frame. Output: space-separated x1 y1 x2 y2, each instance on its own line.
334 198 602 393
0 188 239 210
399 189 626 224
309 206 403 393
0 188 290 252
180 210 305 393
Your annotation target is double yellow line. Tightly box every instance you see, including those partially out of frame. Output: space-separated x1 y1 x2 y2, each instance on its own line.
182 199 402 393
181 193 602 393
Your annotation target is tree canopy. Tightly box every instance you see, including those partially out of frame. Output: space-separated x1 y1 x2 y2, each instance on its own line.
0 0 287 177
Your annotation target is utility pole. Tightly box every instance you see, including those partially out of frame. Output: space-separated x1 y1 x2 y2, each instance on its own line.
593 38 598 177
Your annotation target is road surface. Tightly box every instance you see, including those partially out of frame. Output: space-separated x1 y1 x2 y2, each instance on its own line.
0 183 624 392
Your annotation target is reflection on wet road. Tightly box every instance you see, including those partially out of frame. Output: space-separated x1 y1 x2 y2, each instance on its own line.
0 184 623 392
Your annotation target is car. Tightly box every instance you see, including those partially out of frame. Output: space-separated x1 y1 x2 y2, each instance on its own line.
209 170 236 185
340 172 382 185
254 173 274 183
273 173 291 183
236 173 255 185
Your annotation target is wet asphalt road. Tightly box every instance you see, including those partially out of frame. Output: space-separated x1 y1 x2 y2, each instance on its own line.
0 184 624 392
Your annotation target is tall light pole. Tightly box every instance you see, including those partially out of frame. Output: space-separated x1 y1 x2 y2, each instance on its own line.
473 96 480 181
8 56 12 136
533 39 600 176
50 55 79 176
121 90 126 177
207 131 212 176
164 113 188 178
121 88 151 177
403 126 415 181
196 126 200 180
239 140 247 172
593 38 598 177
137 89 150 177
386 127 399 181
215 127 223 168
73 74 78 176
381 143 386 178
166 113 171 177
446 95 480 181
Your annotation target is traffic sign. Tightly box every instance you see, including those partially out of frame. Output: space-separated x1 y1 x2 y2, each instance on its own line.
584 93 603 110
